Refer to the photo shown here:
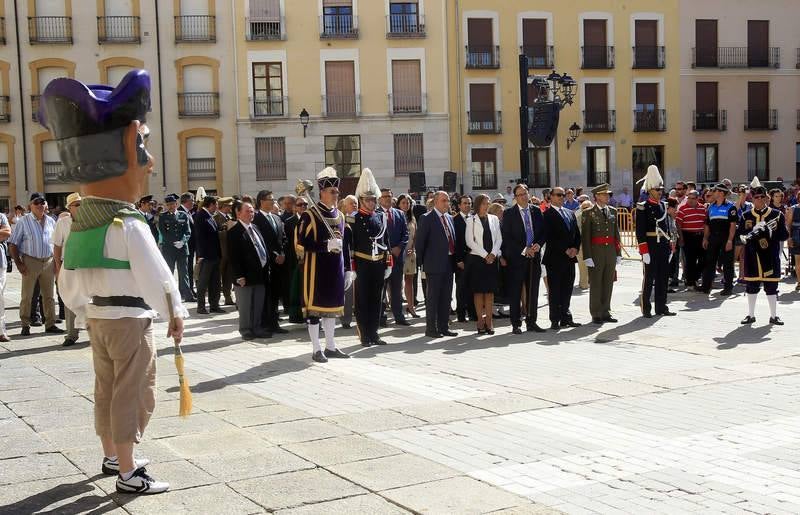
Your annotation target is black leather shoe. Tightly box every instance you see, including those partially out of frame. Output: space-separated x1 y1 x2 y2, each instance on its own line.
486 328 495 335
512 326 523 335
20 327 30 336
210 307 226 313
395 319 411 327
602 316 618 323
424 331 440 338
741 316 756 325
312 351 328 363
223 298 235 306
372 338 388 345
657 310 677 316
642 312 653 318
477 327 487 335
272 327 289 334
550 322 560 331
341 322 351 329
440 330 458 337
196 307 209 314
62 338 77 347
45 326 65 334
240 332 255 340
561 321 582 328
527 323 546 333
769 316 784 326
361 341 373 347
324 348 350 359
592 318 604 325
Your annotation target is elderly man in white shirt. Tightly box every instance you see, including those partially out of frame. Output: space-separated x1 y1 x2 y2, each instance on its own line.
52 192 82 346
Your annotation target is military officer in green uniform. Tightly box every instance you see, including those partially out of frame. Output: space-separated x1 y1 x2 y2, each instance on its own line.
158 193 193 301
581 183 622 324
214 197 235 305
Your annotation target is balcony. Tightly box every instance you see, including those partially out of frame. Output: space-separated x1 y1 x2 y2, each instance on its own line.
520 45 554 69
693 110 727 131
187 158 216 181
246 17 284 41
177 93 220 118
581 46 615 69
0 17 5 44
175 15 216 42
386 14 425 38
744 109 778 130
251 96 288 118
43 162 64 183
633 109 666 132
0 163 8 184
472 172 497 191
97 16 140 44
320 14 358 39
467 111 502 134
28 17 72 44
465 46 500 69
582 110 616 132
632 46 665 69
31 95 41 123
692 47 780 68
322 94 360 117
389 94 426 115
0 96 9 123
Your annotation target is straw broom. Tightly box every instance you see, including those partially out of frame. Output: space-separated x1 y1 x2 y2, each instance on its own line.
164 282 192 417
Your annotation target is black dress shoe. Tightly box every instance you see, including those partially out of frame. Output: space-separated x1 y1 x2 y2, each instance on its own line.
424 331 440 339
511 326 523 335
527 323 546 333
272 327 289 334
62 338 77 347
340 322 351 329
395 319 411 326
240 332 255 340
642 312 653 318
550 322 560 331
372 338 388 345
561 321 582 328
324 348 350 359
602 316 618 323
592 318 604 325
440 330 458 337
657 310 677 316
45 326 65 334
477 327 487 335
741 316 756 325
210 307 226 313
486 328 495 335
20 327 30 336
312 351 328 363
223 298 236 306
361 341 373 347
769 316 784 326
196 307 209 314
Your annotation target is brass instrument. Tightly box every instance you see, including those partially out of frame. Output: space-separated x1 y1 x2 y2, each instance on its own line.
295 179 342 249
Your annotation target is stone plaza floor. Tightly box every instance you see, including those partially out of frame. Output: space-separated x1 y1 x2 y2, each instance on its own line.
1 260 799 514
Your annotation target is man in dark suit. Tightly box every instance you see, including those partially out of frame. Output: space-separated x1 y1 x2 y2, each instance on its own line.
178 192 197 298
254 190 288 334
453 195 476 322
542 187 582 330
227 201 271 339
378 188 409 326
415 191 458 338
194 196 225 315
501 184 547 334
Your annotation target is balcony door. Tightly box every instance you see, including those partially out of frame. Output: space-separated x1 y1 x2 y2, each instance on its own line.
583 19 607 67
747 81 769 128
325 61 356 115
695 19 718 66
584 83 608 130
635 83 657 129
253 62 283 116
695 81 718 129
522 18 547 66
634 20 657 67
391 60 422 113
747 20 769 67
469 83 495 132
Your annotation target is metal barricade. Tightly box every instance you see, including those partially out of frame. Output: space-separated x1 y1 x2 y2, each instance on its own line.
617 207 636 256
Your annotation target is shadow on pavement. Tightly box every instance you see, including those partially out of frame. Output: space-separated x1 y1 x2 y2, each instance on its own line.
166 354 310 394
714 324 773 350
0 341 89 360
0 474 121 515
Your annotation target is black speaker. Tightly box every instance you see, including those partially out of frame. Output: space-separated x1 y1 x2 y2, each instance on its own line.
409 172 426 193
443 171 457 192
527 101 560 147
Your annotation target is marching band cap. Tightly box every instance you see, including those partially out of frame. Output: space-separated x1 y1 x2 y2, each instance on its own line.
317 167 340 191
165 193 180 203
591 183 612 195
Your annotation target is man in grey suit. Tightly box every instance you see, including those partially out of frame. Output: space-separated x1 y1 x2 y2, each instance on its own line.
415 191 458 338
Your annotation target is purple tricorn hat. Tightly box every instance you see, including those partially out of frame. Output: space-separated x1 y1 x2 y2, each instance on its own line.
38 69 152 183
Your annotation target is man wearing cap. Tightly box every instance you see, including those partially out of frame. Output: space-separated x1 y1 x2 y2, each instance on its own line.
699 183 738 295
39 69 187 493
194 195 225 315
178 192 197 297
8 193 63 336
214 197 235 306
52 192 82 346
137 195 158 241
581 184 622 324
635 165 676 317
158 194 193 302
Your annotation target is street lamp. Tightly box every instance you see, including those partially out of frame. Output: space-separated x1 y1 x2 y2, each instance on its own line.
566 122 582 149
299 108 310 138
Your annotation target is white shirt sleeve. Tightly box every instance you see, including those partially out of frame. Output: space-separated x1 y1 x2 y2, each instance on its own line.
52 216 68 247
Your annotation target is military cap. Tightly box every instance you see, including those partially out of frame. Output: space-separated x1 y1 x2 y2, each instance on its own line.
591 183 612 195
218 196 234 207
164 193 179 203
139 194 153 203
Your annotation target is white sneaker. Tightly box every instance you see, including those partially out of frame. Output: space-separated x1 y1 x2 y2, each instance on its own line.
102 456 150 475
115 467 170 495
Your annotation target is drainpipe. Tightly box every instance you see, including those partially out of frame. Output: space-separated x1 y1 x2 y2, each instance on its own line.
230 1 242 195
153 0 167 191
454 0 465 193
13 0 30 193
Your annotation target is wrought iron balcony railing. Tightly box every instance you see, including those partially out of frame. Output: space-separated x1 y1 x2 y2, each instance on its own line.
177 93 220 118
386 14 425 38
633 109 666 132
581 46 615 69
389 94 426 115
322 94 360 117
693 47 780 68
632 46 665 69
472 172 497 191
97 16 140 44
247 17 285 40
251 96 288 118
0 96 9 123
175 15 216 42
320 14 358 39
187 158 217 181
692 110 727 131
744 109 778 130
520 45 554 69
467 111 502 134
0 163 8 184
465 45 500 69
583 110 616 132
43 162 64 183
28 16 72 44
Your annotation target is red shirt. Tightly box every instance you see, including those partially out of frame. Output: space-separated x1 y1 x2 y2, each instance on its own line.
676 203 706 233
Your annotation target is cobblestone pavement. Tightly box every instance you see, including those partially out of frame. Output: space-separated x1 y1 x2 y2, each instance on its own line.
1 260 799 514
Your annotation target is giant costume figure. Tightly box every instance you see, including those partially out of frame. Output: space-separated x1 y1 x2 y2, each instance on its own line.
41 70 187 495
298 168 352 363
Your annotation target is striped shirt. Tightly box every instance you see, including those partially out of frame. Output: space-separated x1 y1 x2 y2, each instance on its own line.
676 204 706 233
9 212 56 259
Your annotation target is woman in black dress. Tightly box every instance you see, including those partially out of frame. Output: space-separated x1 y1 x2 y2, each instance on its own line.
465 194 503 334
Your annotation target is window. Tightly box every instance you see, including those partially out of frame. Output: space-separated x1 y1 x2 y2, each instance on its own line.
582 19 611 68
391 60 422 113
466 18 497 68
746 81 774 130
583 83 613 132
796 144 800 181
694 19 718 67
252 62 284 116
747 20 769 67
696 144 718 183
248 0 282 40
394 134 424 176
633 19 661 68
522 18 552 68
634 83 663 131
468 83 499 133
324 61 357 116
255 137 286 180
388 2 422 35
528 147 550 187
325 135 361 177
587 147 609 186
632 146 663 185
747 143 769 180
322 0 356 38
471 148 497 190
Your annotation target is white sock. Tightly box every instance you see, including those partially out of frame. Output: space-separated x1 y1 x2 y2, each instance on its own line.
747 293 757 317
308 323 321 353
105 455 118 462
767 294 777 318
322 318 336 350
120 469 136 481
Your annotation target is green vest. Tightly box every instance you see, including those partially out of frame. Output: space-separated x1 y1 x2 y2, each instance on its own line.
64 213 145 270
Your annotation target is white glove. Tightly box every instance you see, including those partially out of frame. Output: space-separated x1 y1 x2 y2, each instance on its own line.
642 253 651 265
753 221 767 233
584 258 595 268
616 256 622 267
173 241 185 249
344 271 356 291
327 238 343 253
384 267 392 280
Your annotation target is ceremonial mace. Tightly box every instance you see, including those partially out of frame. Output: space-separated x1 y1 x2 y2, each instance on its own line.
295 179 341 249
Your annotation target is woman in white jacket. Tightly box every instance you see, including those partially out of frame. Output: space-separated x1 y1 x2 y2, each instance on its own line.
465 194 503 334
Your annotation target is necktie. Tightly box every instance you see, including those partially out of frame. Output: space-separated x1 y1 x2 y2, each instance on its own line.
560 208 571 229
522 208 534 246
387 209 393 228
441 214 455 254
249 225 268 266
